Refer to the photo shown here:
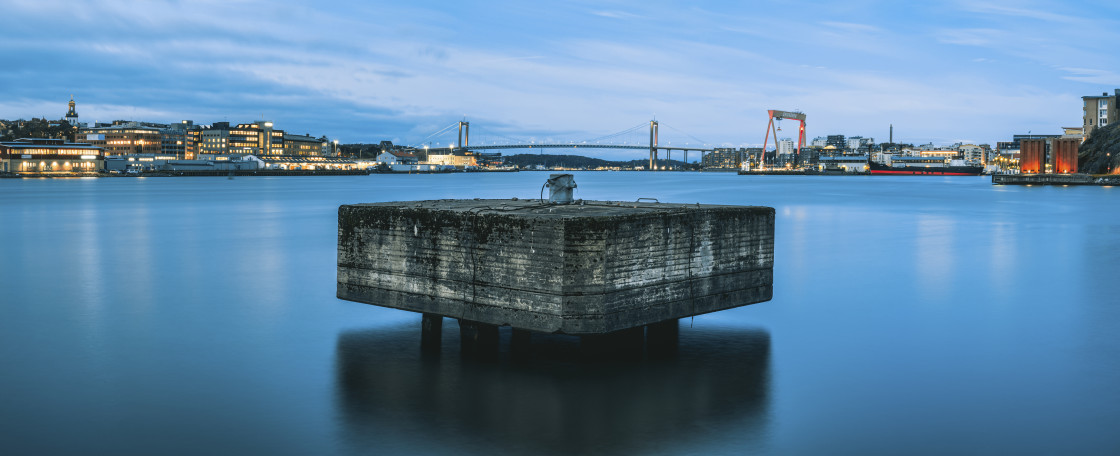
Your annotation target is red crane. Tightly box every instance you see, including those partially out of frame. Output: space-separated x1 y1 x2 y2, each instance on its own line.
762 110 806 165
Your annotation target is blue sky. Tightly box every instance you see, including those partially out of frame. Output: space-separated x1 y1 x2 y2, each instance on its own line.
2 0 1118 154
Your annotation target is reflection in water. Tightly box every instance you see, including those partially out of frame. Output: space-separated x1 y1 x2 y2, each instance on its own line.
335 323 771 455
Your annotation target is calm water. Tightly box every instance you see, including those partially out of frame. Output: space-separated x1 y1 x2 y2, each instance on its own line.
1 172 1118 455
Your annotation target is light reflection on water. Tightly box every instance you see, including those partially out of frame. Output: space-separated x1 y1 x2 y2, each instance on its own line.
1 173 1119 454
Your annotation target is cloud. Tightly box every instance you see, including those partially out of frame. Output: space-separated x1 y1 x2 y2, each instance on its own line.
957 1 1080 23
590 10 646 20
819 21 883 33
1058 68 1120 84
936 28 1005 46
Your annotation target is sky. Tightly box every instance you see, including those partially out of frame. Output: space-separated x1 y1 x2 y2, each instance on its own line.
2 0 1118 156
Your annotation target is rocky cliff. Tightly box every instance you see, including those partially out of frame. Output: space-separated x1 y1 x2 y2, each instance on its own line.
1079 122 1120 174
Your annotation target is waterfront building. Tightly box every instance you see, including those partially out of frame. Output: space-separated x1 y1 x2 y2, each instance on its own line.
996 134 1062 163
918 149 959 159
230 121 284 156
958 144 984 165
474 152 504 167
161 120 203 159
198 121 287 156
257 155 357 170
76 122 162 155
846 137 863 151
1050 138 1079 174
817 154 869 173
426 150 477 168
1020 139 1045 173
701 148 743 169
105 153 209 173
1082 89 1119 138
377 150 419 165
799 147 822 167
0 137 104 173
810 136 827 148
199 122 230 155
777 138 795 156
826 135 846 150
283 134 324 156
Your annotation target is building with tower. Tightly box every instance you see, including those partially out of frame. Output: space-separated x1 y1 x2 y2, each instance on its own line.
64 96 80 128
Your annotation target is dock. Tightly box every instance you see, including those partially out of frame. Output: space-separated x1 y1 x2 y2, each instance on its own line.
992 173 1120 186
336 183 774 354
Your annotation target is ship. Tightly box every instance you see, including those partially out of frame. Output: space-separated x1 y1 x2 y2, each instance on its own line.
869 158 983 176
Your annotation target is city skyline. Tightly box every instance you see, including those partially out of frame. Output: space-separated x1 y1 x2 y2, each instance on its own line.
2 0 1118 157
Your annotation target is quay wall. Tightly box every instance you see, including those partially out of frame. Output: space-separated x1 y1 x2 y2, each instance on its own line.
992 174 1120 186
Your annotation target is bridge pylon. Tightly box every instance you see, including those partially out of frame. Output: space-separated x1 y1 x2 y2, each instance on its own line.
457 121 470 150
649 120 659 170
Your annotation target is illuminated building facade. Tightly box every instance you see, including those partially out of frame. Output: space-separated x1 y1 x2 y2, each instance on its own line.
198 121 293 156
230 121 284 155
76 123 162 156
702 148 744 169
282 134 323 156
1050 138 1079 174
958 144 984 165
426 150 477 168
0 138 104 173
161 120 203 159
1083 89 1118 138
1019 139 1045 174
918 149 959 159
257 155 357 170
199 122 230 155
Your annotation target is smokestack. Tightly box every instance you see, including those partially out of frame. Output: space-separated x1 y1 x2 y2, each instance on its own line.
889 124 893 144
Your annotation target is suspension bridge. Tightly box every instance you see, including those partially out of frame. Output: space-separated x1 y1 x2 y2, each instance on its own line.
412 120 717 169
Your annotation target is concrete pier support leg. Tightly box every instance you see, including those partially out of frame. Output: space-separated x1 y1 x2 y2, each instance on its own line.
646 319 680 355
421 313 443 354
511 328 532 360
582 326 645 359
459 319 499 358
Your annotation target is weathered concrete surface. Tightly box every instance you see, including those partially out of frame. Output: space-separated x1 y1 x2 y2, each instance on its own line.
337 199 774 335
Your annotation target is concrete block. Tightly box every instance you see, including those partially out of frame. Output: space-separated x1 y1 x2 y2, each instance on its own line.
337 199 774 335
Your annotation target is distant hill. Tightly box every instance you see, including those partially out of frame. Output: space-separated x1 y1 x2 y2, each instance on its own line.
1080 122 1120 174
501 153 697 170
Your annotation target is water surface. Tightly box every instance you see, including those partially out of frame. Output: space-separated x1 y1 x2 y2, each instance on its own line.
1 173 1117 454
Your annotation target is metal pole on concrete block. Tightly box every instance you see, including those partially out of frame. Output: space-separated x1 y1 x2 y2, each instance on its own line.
459 319 499 357
421 313 442 354
646 318 679 354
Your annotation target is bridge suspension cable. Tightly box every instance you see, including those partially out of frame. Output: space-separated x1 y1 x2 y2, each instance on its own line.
415 122 461 146
660 124 709 146
469 127 531 145
584 122 649 143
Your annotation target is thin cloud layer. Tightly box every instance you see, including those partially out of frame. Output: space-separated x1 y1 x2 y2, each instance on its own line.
1 0 1116 152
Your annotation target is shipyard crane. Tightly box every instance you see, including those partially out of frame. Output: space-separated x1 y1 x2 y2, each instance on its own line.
762 110 806 165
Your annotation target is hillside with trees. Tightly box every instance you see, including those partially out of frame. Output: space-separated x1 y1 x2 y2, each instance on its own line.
0 119 76 141
502 153 697 170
